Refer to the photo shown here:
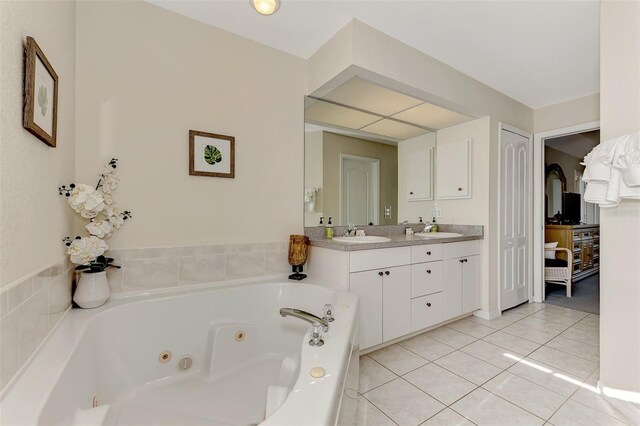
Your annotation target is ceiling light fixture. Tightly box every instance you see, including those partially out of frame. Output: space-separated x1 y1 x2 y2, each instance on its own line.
250 0 280 16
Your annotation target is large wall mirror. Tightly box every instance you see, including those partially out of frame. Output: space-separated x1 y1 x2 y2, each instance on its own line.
303 77 473 227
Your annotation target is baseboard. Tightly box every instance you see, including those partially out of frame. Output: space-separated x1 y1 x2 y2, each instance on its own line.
473 309 501 320
597 381 640 424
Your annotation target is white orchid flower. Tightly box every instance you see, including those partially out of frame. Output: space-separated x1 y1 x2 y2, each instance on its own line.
86 220 113 238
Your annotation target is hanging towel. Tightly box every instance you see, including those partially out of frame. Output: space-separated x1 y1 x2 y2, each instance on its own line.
582 131 640 207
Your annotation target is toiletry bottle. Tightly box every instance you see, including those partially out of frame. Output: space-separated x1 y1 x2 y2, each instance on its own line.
325 217 335 239
430 217 439 232
319 217 324 226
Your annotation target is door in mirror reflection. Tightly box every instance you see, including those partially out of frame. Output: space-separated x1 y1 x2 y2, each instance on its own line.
341 155 379 226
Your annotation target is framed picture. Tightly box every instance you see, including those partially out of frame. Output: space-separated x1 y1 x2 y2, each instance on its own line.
189 130 235 178
23 36 58 147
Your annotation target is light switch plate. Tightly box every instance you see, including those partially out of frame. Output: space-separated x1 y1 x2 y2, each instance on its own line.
435 209 442 218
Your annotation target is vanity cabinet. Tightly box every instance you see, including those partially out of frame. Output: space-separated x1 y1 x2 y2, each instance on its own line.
307 240 482 351
399 134 435 201
437 138 471 199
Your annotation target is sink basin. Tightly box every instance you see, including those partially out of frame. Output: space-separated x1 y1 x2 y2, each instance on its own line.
332 236 392 244
414 232 464 238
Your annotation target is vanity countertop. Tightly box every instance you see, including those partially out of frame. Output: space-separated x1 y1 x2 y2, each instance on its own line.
306 224 483 252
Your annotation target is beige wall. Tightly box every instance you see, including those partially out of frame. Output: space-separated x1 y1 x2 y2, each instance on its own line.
544 147 585 193
534 93 600 133
436 117 492 312
0 1 76 287
75 1 306 250
322 132 397 226
599 0 640 396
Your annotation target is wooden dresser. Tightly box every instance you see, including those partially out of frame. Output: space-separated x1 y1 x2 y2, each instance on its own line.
545 224 600 282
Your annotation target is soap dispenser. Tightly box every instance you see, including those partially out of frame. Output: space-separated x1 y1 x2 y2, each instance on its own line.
430 216 439 233
325 217 335 239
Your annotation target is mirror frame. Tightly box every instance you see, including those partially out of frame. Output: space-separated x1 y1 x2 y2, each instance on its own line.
545 163 567 220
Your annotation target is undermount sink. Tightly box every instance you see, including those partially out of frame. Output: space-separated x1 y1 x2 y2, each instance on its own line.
332 236 392 244
414 232 464 238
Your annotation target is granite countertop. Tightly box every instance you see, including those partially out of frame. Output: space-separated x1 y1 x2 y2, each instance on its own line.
306 224 483 252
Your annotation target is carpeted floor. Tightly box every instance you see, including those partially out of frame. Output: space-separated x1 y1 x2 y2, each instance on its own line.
545 273 600 314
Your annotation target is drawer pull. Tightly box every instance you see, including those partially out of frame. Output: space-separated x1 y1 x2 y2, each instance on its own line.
426 302 432 307
384 271 390 276
378 271 384 276
426 269 431 274
458 187 463 191
426 251 432 256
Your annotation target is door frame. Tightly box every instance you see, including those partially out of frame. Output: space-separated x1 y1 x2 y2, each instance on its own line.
532 121 600 302
339 153 380 225
498 123 533 311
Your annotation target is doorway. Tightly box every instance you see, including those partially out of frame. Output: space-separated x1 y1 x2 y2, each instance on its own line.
340 154 379 226
533 121 601 314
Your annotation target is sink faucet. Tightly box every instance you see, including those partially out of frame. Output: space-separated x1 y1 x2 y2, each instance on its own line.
343 224 358 237
280 308 329 332
421 224 436 233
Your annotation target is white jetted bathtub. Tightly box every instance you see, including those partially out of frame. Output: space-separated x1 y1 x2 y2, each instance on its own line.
0 279 360 425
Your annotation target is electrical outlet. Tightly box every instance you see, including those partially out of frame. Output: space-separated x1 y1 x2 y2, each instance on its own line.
435 209 442 218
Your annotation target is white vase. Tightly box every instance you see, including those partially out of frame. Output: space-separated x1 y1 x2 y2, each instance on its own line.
73 271 110 309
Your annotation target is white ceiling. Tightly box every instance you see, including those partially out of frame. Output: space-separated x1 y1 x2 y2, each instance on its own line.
150 0 600 109
545 130 600 159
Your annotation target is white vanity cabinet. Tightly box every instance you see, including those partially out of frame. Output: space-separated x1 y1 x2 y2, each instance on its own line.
307 239 481 351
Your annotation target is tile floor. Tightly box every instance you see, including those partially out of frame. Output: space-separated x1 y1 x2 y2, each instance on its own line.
356 303 632 426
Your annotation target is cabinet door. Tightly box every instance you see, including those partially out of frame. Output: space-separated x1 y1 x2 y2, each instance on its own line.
382 265 412 342
442 259 463 320
436 138 471 199
400 134 435 201
462 255 481 313
349 270 383 349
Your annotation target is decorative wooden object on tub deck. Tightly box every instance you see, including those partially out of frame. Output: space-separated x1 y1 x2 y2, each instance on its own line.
288 234 310 281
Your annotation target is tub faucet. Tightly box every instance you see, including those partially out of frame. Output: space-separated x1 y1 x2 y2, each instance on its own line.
280 308 329 332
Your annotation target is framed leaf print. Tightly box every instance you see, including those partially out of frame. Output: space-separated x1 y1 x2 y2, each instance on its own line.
23 36 58 147
189 130 235 178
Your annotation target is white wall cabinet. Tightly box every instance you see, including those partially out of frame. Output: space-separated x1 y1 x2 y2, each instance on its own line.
400 135 435 201
307 240 481 351
437 138 471 199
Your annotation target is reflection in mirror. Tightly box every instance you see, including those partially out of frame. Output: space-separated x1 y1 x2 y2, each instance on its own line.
545 163 567 218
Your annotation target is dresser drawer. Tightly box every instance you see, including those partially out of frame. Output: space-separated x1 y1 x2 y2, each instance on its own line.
411 293 442 331
411 244 443 263
411 261 443 298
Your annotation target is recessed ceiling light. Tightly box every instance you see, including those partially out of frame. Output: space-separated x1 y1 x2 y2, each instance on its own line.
250 0 280 16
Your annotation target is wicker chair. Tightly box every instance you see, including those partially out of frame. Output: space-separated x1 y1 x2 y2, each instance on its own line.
545 247 573 297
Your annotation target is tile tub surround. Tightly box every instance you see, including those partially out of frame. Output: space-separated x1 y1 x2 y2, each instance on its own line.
305 224 483 251
105 242 290 294
356 304 634 426
0 260 74 394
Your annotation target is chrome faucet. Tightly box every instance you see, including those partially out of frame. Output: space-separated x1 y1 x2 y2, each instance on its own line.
280 308 329 332
421 224 436 233
343 224 358 237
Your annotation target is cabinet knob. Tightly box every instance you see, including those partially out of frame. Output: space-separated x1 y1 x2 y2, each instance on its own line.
458 187 463 191
459 259 464 263
378 271 384 276
409 191 414 195
385 271 390 276
464 259 468 263
426 251 432 256
426 269 432 274
426 302 432 307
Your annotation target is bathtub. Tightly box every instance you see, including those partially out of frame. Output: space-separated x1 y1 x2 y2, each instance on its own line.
0 279 360 425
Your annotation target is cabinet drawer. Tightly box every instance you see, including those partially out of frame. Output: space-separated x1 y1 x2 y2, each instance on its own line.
349 247 411 272
443 240 480 259
411 293 442 331
411 244 443 263
411 261 443 298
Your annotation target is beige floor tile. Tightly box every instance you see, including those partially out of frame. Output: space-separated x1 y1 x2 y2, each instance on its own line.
545 335 600 364
570 388 634 425
501 322 562 344
356 395 396 426
403 363 476 405
399 334 456 361
528 346 598 380
501 310 529 322
446 319 496 338
368 344 429 376
508 302 547 315
421 408 474 426
482 331 541 356
359 355 397 393
558 326 599 347
460 340 522 369
425 326 477 349
467 314 521 330
586 367 600 384
542 305 589 320
483 371 567 420
364 378 445 426
549 400 628 426
434 351 502 385
451 388 544 426
515 317 571 334
531 309 583 326
508 359 581 397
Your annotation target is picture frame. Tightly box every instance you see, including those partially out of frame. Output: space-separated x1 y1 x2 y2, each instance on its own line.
23 36 58 147
189 130 235 178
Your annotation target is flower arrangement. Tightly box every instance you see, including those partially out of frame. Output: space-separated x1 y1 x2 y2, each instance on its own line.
59 158 131 273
